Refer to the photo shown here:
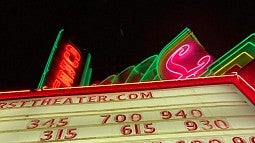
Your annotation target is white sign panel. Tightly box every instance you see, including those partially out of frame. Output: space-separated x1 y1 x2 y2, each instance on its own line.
0 84 254 142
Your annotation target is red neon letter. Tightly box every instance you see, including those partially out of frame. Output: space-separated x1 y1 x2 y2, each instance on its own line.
63 44 81 68
56 70 73 86
59 59 76 79
52 79 61 88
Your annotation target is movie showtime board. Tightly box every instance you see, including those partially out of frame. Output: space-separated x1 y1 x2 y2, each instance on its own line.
0 73 255 143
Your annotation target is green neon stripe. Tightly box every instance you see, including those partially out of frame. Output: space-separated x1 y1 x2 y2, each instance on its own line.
153 74 160 80
211 34 255 66
202 33 255 76
140 55 158 82
159 28 191 55
113 66 135 84
37 29 64 89
85 68 92 86
99 74 117 85
125 56 157 83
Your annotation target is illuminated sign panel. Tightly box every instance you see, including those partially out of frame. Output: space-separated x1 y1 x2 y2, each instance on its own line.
202 33 255 76
157 28 213 80
44 41 84 88
0 77 254 142
38 29 92 88
165 44 212 79
99 28 214 85
1 29 255 142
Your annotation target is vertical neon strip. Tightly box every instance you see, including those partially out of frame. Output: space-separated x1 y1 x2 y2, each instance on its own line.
37 29 64 89
85 68 92 85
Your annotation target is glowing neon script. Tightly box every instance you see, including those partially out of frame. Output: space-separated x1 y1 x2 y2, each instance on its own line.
166 44 211 79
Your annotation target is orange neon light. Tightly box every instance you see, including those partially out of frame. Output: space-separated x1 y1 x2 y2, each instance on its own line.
56 70 74 87
59 59 76 79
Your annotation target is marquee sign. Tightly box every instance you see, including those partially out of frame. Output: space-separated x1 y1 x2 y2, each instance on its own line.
2 28 254 142
0 69 254 142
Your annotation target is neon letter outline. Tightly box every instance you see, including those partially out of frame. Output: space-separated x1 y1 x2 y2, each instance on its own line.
166 44 211 79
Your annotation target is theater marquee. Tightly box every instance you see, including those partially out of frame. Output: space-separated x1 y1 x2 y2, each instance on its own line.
0 73 254 142
1 28 255 143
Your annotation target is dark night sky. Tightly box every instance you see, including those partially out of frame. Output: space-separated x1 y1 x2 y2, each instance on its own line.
1 0 255 91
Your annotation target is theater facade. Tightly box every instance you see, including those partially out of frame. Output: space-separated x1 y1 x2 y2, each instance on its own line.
0 28 255 142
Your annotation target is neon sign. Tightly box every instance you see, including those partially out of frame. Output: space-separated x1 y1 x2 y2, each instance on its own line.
38 29 93 89
98 29 255 85
40 41 84 89
157 28 214 80
51 43 82 88
166 44 212 79
98 28 214 84
202 33 255 76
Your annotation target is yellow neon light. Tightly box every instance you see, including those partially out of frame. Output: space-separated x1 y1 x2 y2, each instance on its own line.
214 52 254 75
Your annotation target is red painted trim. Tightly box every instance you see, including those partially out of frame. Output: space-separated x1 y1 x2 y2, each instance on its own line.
0 75 237 100
234 75 255 105
0 74 254 105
